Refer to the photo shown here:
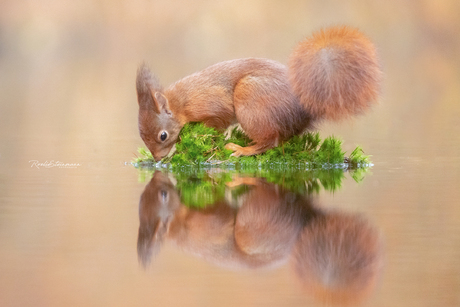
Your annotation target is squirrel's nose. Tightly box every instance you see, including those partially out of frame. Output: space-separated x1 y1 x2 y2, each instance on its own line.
153 152 167 162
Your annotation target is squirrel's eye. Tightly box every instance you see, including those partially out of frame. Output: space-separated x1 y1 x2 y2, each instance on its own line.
159 131 168 142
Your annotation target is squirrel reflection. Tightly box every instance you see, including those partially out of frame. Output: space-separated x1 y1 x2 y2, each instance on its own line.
138 171 383 305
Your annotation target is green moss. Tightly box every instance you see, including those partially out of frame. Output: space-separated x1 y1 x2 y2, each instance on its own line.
133 122 372 170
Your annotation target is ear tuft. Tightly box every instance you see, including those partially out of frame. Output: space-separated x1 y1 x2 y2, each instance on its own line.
136 63 164 113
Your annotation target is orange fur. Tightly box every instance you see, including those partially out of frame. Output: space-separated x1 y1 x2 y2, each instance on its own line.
137 172 317 269
136 26 381 160
288 26 381 121
233 178 313 264
292 212 384 306
137 170 384 297
137 171 181 267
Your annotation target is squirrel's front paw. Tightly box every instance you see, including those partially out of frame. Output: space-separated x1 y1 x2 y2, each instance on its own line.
225 143 243 157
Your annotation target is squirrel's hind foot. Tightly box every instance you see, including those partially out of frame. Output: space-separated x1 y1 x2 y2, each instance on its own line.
225 140 277 157
225 143 244 157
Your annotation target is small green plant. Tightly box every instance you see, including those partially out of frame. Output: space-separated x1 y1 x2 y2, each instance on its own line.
347 146 371 167
133 122 372 170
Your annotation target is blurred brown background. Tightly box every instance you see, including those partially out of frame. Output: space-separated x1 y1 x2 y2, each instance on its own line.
1 1 460 306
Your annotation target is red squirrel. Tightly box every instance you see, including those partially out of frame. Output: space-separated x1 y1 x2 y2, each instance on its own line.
136 26 381 161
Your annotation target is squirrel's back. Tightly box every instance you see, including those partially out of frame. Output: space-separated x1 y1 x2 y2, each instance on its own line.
288 26 381 121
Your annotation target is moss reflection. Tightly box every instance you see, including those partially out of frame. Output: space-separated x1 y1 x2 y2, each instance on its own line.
136 166 367 208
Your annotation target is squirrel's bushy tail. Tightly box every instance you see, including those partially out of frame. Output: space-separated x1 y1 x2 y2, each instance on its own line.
288 26 381 121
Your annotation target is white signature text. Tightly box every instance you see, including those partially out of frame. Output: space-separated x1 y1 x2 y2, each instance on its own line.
29 160 81 169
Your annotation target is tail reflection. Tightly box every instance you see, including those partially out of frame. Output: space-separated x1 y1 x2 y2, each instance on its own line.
137 171 383 305
292 212 383 306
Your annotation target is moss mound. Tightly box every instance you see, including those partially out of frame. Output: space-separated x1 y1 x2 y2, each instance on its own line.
133 123 371 170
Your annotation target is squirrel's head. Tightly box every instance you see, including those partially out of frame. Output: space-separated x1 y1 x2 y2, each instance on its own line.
136 65 182 162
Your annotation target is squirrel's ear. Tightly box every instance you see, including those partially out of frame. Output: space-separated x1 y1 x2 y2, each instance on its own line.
152 91 171 115
136 83 156 111
136 64 166 113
